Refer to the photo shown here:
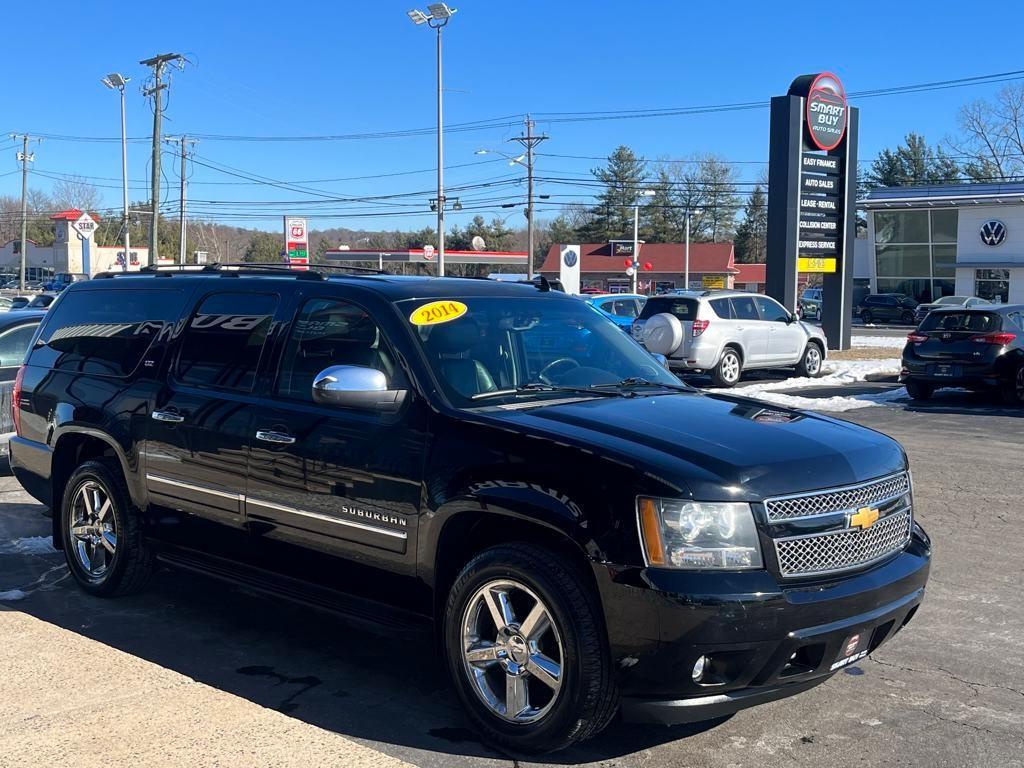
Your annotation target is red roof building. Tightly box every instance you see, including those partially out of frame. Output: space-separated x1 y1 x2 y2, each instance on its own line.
49 209 102 222
539 241 741 294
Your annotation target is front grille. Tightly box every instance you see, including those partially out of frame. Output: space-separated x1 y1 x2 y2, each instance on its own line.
774 508 912 578
764 472 910 522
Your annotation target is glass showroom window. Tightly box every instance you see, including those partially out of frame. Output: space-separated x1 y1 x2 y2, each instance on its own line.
975 269 1009 303
873 209 958 302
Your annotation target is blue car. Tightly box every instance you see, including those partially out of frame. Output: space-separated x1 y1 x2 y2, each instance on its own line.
582 293 647 330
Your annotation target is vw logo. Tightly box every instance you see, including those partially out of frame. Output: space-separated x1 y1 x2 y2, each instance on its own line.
980 220 1007 246
563 249 578 267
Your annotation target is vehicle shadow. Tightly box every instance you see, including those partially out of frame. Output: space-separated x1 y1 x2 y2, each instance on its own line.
10 560 728 765
903 388 1024 417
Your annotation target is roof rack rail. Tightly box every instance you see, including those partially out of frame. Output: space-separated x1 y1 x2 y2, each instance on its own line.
95 262 389 280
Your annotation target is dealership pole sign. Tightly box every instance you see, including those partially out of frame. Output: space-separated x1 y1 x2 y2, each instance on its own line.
284 216 309 271
766 72 858 351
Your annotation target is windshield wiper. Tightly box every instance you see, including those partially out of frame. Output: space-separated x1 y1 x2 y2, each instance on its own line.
591 376 692 393
471 382 627 401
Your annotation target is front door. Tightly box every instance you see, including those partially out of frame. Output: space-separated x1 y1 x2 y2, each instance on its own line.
756 296 805 364
145 289 281 529
245 293 426 576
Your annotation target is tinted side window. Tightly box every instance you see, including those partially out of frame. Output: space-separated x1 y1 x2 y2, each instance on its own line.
275 298 397 402
0 323 39 367
709 297 733 318
731 296 760 320
176 292 278 392
639 297 699 320
611 299 640 318
754 296 790 322
32 288 184 377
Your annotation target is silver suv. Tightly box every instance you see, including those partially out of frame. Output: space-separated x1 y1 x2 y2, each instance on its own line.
632 290 828 387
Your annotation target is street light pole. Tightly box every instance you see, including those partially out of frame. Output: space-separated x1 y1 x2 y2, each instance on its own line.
102 74 131 271
408 4 457 277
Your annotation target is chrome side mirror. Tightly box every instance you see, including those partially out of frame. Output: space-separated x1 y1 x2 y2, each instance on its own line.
312 365 407 412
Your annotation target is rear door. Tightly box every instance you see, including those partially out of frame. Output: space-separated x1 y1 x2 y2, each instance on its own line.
144 285 286 529
729 295 768 364
244 290 425 576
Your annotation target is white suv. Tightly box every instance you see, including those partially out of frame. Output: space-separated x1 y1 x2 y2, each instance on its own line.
632 290 828 387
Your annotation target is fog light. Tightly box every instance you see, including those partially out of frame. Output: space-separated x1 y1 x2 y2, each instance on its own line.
691 655 708 682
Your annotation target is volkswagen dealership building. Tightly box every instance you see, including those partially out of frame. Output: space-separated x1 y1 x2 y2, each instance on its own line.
861 182 1024 304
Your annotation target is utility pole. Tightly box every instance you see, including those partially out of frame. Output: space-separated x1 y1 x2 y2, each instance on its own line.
166 135 197 264
509 115 548 280
140 53 185 265
11 134 37 290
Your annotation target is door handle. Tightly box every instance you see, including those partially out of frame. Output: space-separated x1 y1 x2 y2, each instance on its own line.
152 410 185 423
255 430 296 445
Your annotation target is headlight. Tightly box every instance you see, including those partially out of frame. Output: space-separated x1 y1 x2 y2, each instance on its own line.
637 497 763 570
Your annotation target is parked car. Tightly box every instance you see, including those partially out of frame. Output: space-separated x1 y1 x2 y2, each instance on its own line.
10 268 929 753
901 304 1024 404
8 296 31 310
0 311 44 383
583 292 647 330
44 272 89 292
25 294 56 310
913 295 990 324
632 290 828 386
857 294 918 325
0 297 12 312
799 287 823 321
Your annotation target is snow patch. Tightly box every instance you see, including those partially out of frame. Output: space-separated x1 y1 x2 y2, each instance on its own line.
731 387 908 413
0 536 57 555
709 358 900 398
850 335 909 350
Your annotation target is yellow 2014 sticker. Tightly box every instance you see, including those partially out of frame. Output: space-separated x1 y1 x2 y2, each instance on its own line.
409 300 468 326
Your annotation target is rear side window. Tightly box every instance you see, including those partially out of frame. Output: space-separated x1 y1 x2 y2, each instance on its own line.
176 292 278 392
920 312 1001 333
731 296 760 320
709 297 734 318
639 297 699 321
32 288 183 377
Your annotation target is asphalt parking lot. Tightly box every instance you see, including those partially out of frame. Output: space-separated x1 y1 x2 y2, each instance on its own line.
1 396 1022 768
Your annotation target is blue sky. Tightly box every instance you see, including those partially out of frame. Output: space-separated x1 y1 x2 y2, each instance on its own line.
2 0 1023 234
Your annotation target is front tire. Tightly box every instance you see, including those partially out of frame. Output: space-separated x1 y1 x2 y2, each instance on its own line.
901 310 916 325
444 543 617 753
711 347 743 388
796 343 823 378
60 459 154 596
905 380 934 401
861 309 873 325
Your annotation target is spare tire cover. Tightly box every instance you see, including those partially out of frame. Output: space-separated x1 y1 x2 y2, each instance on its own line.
642 312 683 356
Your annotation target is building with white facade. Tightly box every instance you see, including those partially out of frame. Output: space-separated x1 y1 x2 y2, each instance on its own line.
862 183 1024 304
0 209 147 278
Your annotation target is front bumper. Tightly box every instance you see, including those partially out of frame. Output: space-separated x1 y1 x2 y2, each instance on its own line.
596 525 931 725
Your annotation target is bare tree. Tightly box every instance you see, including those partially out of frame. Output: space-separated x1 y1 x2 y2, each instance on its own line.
50 176 103 214
950 84 1024 181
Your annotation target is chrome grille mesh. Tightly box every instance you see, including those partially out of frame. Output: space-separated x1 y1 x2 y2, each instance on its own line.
764 473 910 522
774 508 912 578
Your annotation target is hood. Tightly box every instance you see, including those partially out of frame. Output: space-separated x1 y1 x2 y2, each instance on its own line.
477 391 905 500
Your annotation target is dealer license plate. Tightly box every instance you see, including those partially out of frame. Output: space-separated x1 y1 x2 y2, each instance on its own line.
830 631 870 671
931 363 961 377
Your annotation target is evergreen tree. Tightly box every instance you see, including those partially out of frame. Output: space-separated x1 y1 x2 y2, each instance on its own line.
579 146 647 241
733 184 767 263
867 133 961 187
641 169 677 242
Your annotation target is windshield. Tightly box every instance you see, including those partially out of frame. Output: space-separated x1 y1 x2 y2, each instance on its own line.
935 296 967 305
638 296 699 321
402 296 680 406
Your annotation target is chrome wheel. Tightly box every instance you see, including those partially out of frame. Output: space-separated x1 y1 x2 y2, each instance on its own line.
68 481 117 578
721 352 741 384
805 346 822 376
461 579 563 724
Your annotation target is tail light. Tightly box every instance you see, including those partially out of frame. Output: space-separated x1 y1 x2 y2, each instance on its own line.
692 319 710 337
972 332 1016 346
12 364 25 436
906 333 929 343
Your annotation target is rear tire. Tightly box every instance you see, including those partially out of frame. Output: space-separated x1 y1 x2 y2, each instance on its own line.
905 380 934 401
60 459 154 597
1002 366 1024 406
795 343 823 378
444 543 617 754
711 347 743 388
901 310 916 325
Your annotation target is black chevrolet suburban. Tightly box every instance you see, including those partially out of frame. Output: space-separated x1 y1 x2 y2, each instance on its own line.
9 265 930 753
